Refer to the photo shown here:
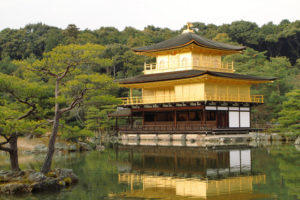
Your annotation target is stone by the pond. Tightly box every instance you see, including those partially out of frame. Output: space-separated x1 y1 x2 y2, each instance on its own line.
53 168 79 183
96 145 105 152
0 170 10 182
0 171 25 182
28 172 46 182
79 142 92 151
31 178 62 192
0 183 31 194
55 142 69 151
0 168 78 195
68 144 77 152
220 137 232 143
295 137 300 145
33 144 48 153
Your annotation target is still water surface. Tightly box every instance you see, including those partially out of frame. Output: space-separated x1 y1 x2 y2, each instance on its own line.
0 143 299 200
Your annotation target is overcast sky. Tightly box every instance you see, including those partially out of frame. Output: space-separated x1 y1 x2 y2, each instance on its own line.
0 0 299 31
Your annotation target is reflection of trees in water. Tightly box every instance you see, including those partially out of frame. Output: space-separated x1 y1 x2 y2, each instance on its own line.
0 152 84 171
252 146 300 200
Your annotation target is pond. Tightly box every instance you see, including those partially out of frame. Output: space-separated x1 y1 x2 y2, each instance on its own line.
0 142 299 200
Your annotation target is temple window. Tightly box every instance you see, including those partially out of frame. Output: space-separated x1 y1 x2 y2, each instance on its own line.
181 57 189 67
159 60 167 69
206 111 216 121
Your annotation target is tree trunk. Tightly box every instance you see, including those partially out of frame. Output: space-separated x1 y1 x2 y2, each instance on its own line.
8 133 20 171
113 65 116 78
41 80 60 174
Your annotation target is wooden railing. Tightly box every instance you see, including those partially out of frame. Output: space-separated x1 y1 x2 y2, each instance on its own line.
144 60 234 74
120 95 264 105
119 124 212 132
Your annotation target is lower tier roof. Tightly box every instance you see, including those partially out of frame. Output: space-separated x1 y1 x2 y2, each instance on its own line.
117 70 276 85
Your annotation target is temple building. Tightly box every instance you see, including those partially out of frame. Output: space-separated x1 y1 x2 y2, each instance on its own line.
112 23 275 134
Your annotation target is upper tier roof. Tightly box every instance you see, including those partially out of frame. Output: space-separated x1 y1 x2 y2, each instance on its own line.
133 32 246 53
117 70 276 85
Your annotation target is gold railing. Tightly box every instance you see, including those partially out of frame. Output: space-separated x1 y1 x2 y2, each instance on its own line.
144 59 234 74
120 95 264 105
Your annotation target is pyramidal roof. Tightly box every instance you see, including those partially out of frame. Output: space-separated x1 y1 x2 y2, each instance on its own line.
133 32 246 52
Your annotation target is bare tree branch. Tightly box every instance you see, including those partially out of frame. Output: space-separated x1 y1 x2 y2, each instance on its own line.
60 89 87 114
10 91 35 108
57 65 71 81
0 132 11 142
0 146 11 152
3 135 9 141
0 133 11 152
6 91 37 120
29 67 57 77
17 105 36 120
0 141 9 146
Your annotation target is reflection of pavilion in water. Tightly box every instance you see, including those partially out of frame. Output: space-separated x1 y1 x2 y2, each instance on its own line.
113 145 267 199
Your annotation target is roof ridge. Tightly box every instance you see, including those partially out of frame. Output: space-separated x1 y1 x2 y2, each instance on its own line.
133 32 245 52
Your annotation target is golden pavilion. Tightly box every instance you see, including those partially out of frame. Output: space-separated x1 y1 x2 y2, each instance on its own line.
112 23 275 134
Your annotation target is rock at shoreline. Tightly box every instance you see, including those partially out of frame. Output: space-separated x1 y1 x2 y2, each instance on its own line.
295 136 300 145
0 168 78 195
31 178 62 192
55 142 69 151
28 172 46 182
96 145 105 152
53 168 78 184
33 144 48 153
79 142 92 151
68 144 77 152
0 183 31 194
26 141 95 154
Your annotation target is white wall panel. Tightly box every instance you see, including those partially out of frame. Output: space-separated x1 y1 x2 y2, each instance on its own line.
240 107 250 111
229 107 239 111
206 106 217 110
217 106 228 110
240 112 250 128
229 111 239 128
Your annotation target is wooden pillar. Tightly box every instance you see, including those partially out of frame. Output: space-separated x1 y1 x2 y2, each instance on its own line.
249 106 252 128
129 88 133 98
204 108 207 126
216 110 219 128
174 110 177 127
127 117 129 128
142 111 144 126
130 116 133 128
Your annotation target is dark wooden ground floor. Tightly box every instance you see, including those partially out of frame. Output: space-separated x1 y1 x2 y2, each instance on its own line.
110 103 258 134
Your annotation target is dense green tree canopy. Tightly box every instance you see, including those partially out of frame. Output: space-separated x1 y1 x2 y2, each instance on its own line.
0 21 299 136
277 89 300 135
